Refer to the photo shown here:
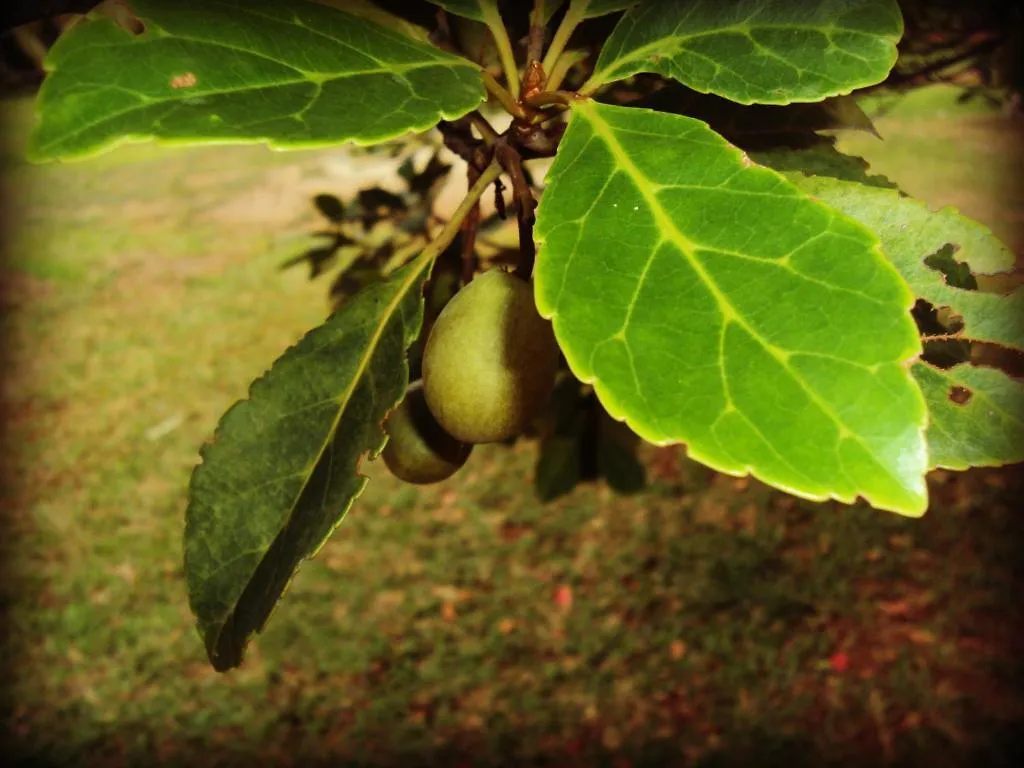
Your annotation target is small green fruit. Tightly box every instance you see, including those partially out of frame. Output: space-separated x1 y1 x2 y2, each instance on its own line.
382 385 471 485
422 269 560 443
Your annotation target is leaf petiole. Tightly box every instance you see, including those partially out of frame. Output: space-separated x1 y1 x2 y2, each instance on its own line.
426 159 503 265
481 2 521 100
540 0 588 89
523 89 576 109
544 48 588 93
482 70 528 119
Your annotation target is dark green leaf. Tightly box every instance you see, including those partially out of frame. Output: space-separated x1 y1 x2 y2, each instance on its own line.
426 0 498 23
535 100 928 516
585 0 903 103
597 420 646 494
581 1 637 19
535 435 583 502
750 142 899 190
632 83 881 149
185 254 432 671
29 0 484 161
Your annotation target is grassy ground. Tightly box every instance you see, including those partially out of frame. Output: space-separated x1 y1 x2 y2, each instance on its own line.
2 84 1023 767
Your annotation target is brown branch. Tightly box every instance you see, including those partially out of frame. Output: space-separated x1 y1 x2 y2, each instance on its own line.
467 111 500 146
526 0 547 65
494 178 507 220
494 141 537 279
436 117 483 168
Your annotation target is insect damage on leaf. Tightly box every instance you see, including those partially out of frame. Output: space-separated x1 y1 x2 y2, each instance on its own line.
170 72 198 89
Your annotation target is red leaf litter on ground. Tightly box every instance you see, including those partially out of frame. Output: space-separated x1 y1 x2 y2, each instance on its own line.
554 584 573 612
829 652 850 673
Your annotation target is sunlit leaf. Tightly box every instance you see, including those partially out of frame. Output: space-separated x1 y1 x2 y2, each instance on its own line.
29 0 484 161
585 0 903 103
535 100 927 515
774 178 1024 350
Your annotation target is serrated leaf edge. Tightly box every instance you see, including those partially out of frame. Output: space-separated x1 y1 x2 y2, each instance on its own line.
535 100 928 516
184 252 432 668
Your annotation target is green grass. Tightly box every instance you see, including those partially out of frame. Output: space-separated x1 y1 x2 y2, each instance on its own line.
2 89 1023 767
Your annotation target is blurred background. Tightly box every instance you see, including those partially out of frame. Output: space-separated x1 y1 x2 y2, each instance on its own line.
1 1 1023 766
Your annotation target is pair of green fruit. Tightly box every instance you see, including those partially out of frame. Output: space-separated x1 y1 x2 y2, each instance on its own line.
381 269 561 484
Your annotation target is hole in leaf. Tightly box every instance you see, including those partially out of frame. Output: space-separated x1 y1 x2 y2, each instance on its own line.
923 244 979 290
948 386 972 405
970 342 1024 379
914 296 966 338
922 337 972 369
913 299 963 336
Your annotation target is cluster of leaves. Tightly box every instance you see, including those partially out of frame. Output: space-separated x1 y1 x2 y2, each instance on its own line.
281 142 453 304
25 0 1023 671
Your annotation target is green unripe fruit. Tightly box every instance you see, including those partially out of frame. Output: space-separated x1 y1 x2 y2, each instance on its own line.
422 269 560 444
381 384 471 485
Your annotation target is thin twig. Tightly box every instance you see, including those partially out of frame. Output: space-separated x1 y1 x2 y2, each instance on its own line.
527 0 548 64
424 160 503 264
514 121 566 157
529 103 572 126
482 70 528 119
494 142 538 279
436 117 482 167
494 178 507 219
467 111 500 145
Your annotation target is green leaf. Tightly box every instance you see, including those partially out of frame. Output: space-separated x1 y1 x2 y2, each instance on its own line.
768 172 1024 470
430 0 567 25
535 436 584 501
578 0 638 19
184 254 432 671
632 83 881 149
427 0 498 23
597 414 647 494
29 0 484 162
584 0 903 104
311 0 433 42
779 177 1022 351
534 100 928 516
912 362 1024 470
